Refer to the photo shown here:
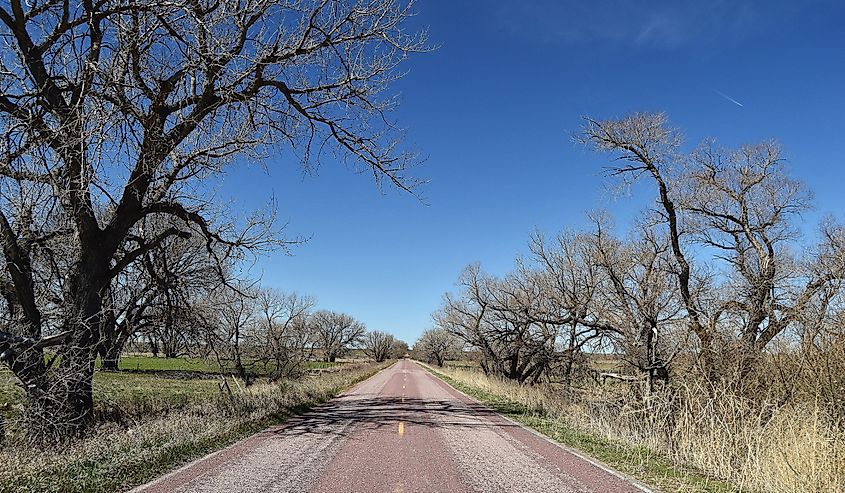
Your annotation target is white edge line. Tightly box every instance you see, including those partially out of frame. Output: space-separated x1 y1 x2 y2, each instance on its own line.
415 361 655 493
126 440 237 493
128 360 398 492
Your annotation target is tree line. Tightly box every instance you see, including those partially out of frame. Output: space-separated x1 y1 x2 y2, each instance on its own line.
430 113 845 392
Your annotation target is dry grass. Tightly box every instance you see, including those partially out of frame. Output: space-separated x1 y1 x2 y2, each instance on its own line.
0 361 390 493
426 364 845 493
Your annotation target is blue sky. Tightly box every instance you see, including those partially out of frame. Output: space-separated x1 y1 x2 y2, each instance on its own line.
223 0 845 344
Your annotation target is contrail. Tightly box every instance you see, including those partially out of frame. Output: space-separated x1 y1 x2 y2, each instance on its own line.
713 88 744 107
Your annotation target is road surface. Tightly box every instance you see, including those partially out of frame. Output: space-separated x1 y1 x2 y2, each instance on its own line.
133 359 650 493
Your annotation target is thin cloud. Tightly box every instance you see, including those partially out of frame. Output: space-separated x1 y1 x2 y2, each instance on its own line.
491 0 823 50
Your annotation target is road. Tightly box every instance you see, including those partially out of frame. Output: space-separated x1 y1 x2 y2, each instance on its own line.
133 359 650 493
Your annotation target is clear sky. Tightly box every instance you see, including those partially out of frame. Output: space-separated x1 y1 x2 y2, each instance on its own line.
221 0 845 344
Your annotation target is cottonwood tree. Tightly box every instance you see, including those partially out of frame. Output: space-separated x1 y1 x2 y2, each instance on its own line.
436 264 571 384
528 229 614 386
100 218 225 368
0 0 425 440
309 310 365 362
254 288 315 380
587 217 683 391
390 338 410 358
415 327 461 367
684 145 845 362
579 113 845 381
361 330 395 362
204 284 259 384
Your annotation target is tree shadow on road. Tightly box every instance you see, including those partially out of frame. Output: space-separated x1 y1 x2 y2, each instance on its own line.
263 395 521 439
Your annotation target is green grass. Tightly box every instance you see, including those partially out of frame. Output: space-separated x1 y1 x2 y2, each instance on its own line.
102 355 339 373
1 356 343 432
106 355 221 372
424 365 739 493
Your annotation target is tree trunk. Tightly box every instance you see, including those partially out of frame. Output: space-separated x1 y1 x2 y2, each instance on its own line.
98 320 129 371
26 259 106 442
25 344 96 442
148 336 159 357
98 339 124 371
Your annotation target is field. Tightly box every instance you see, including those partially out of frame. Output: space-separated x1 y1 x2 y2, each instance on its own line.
0 356 390 493
108 355 338 373
1 355 341 436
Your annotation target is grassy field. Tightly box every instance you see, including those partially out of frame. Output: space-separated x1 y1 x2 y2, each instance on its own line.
422 361 844 493
0 357 390 493
421 362 742 493
101 355 338 373
1 356 339 433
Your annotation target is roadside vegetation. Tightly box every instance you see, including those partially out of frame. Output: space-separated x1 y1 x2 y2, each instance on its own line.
423 361 843 493
421 114 845 493
0 358 390 493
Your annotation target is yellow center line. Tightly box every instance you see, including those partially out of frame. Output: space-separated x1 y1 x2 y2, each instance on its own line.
398 421 405 436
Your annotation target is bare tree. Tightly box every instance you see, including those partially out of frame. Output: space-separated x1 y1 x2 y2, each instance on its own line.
390 338 410 359
579 113 719 379
684 144 845 357
579 113 845 382
415 327 461 367
309 310 365 362
361 330 395 362
254 288 315 380
529 229 615 386
587 216 683 391
204 285 259 384
436 264 573 384
0 0 426 439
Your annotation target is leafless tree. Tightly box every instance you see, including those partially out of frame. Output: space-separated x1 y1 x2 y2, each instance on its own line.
361 330 395 362
415 327 461 367
309 310 365 362
684 144 845 359
528 229 616 386
579 113 845 382
436 264 576 384
254 288 315 380
203 284 259 384
0 0 426 440
586 216 683 391
390 338 410 359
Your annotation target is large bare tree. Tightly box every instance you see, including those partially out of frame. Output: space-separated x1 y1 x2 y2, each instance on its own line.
579 113 845 381
0 0 426 440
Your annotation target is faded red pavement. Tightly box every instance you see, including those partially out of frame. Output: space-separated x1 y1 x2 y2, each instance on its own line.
132 360 651 493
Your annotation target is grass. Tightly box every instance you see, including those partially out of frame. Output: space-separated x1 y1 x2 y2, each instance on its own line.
424 361 845 493
102 355 339 373
421 362 742 493
0 360 392 493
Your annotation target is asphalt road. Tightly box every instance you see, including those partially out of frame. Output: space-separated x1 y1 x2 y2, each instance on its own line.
133 359 650 493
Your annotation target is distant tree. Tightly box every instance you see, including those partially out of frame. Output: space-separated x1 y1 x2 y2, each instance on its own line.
204 285 259 385
309 310 365 363
361 330 396 362
415 328 461 367
390 339 410 359
254 289 316 380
